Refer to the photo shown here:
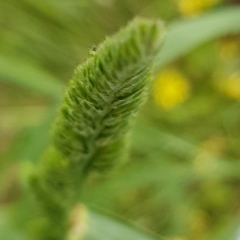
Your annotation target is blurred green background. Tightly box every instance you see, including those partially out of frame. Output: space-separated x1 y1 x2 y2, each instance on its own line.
1 0 240 240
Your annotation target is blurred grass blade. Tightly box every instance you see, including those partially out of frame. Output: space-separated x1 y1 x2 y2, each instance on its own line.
155 7 240 69
84 210 160 240
0 56 63 99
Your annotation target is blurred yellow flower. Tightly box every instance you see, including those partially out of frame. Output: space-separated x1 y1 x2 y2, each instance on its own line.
177 0 220 16
153 69 190 109
217 73 240 99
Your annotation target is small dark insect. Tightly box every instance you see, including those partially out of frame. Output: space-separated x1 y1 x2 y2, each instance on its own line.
91 45 97 52
90 45 98 56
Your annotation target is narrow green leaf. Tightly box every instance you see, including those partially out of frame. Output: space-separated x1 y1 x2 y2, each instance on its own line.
155 7 240 70
84 210 160 240
0 56 63 100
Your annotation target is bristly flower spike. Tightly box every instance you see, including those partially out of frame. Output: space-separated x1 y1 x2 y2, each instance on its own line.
53 17 165 173
30 17 165 240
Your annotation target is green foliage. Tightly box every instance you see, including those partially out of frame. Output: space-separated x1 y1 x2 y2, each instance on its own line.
30 18 164 240
1 1 240 240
